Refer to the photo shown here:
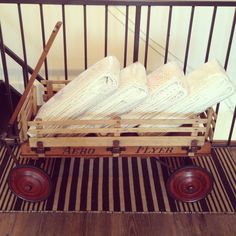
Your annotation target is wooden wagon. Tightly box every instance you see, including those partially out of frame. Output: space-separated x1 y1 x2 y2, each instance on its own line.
1 22 215 203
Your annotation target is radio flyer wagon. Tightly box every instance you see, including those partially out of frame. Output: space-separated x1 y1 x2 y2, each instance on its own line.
0 22 216 203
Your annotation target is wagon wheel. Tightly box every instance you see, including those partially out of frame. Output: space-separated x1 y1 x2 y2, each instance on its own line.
8 165 52 202
166 165 213 202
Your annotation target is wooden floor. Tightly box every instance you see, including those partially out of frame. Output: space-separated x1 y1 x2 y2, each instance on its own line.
0 213 235 236
0 148 235 236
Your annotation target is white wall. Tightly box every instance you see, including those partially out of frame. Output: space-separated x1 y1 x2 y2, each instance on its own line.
0 4 235 141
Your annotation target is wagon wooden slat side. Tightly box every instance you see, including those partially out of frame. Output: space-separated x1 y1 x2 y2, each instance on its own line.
15 79 216 159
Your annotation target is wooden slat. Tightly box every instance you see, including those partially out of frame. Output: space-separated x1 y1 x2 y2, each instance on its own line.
21 141 212 158
32 85 37 116
17 93 32 122
29 126 207 135
35 118 43 138
205 108 214 139
212 109 217 120
211 119 216 128
20 111 28 141
209 127 214 141
26 106 33 122
29 136 205 148
46 80 54 99
28 118 208 127
120 118 207 125
25 95 33 114
189 117 200 156
113 117 121 137
41 79 71 85
42 87 64 92
28 119 118 126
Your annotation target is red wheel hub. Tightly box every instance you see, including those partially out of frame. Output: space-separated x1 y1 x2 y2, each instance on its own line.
167 166 213 202
8 165 52 202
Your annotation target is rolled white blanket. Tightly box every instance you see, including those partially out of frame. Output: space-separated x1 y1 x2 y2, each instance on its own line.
122 61 186 121
57 62 148 136
28 56 120 136
153 60 236 120
81 62 148 120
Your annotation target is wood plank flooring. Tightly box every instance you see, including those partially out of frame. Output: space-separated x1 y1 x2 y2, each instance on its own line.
0 213 235 236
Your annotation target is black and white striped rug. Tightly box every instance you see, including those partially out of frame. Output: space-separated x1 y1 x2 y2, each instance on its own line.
0 145 235 212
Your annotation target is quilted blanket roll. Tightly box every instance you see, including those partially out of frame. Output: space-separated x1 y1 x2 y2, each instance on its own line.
81 62 148 120
28 56 120 136
122 62 187 121
55 62 148 136
155 60 235 120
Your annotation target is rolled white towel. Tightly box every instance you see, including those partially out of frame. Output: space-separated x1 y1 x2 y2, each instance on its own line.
122 61 187 121
156 60 236 119
56 62 148 136
81 61 148 120
28 56 120 137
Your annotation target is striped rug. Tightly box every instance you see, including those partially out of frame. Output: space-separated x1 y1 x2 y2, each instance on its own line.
0 145 235 213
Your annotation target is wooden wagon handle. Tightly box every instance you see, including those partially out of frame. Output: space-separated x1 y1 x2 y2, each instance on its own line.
8 21 62 131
